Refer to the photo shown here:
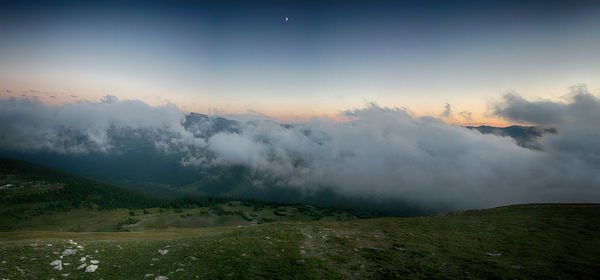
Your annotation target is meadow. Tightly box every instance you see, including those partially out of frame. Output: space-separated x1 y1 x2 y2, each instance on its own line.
1 203 598 279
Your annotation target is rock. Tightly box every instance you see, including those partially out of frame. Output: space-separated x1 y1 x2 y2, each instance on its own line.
62 249 77 256
50 260 63 271
85 264 98 272
158 250 169 255
90 260 99 264
155 276 168 280
80 257 86 263
77 263 87 270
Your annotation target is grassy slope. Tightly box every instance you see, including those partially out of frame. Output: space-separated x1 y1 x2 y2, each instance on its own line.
2 204 355 232
0 156 363 232
0 203 598 279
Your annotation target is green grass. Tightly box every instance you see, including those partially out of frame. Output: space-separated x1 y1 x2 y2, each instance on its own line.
0 203 599 279
0 203 357 232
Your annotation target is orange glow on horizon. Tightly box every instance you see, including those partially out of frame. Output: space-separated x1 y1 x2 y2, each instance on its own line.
1 90 521 127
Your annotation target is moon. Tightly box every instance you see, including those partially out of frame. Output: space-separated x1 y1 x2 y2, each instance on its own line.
285 17 289 22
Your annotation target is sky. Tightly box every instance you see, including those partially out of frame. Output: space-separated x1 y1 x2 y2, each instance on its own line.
1 0 600 125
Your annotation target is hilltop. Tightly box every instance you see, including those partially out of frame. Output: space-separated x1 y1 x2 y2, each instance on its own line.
0 204 598 279
1 157 599 279
0 157 377 232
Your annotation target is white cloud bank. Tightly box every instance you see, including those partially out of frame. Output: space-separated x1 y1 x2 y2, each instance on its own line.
1 87 599 209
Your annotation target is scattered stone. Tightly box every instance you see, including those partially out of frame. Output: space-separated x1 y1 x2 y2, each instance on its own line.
50 260 62 271
155 276 168 280
62 273 70 277
77 245 84 250
296 259 305 264
486 252 502 257
15 266 24 273
300 250 306 254
152 258 159 261
85 264 98 272
62 249 77 256
90 260 99 264
80 257 86 263
159 250 169 255
144 274 154 278
77 263 87 270
176 268 184 272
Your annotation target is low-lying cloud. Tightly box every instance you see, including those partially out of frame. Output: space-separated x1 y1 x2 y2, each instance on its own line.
1 88 599 209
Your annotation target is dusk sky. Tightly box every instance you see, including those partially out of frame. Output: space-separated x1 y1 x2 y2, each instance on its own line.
2 0 600 124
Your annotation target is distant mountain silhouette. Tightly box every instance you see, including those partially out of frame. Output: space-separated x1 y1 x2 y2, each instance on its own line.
466 125 557 149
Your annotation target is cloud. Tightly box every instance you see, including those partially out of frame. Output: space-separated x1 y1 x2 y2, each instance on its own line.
0 95 195 154
459 110 473 121
202 103 600 208
0 90 599 209
440 103 452 118
492 85 600 168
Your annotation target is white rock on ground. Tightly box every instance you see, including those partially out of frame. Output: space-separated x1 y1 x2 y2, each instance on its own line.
80 257 86 263
62 249 77 256
155 276 168 280
76 263 87 270
50 260 62 271
158 250 169 255
486 252 502 257
90 260 99 264
85 264 98 272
